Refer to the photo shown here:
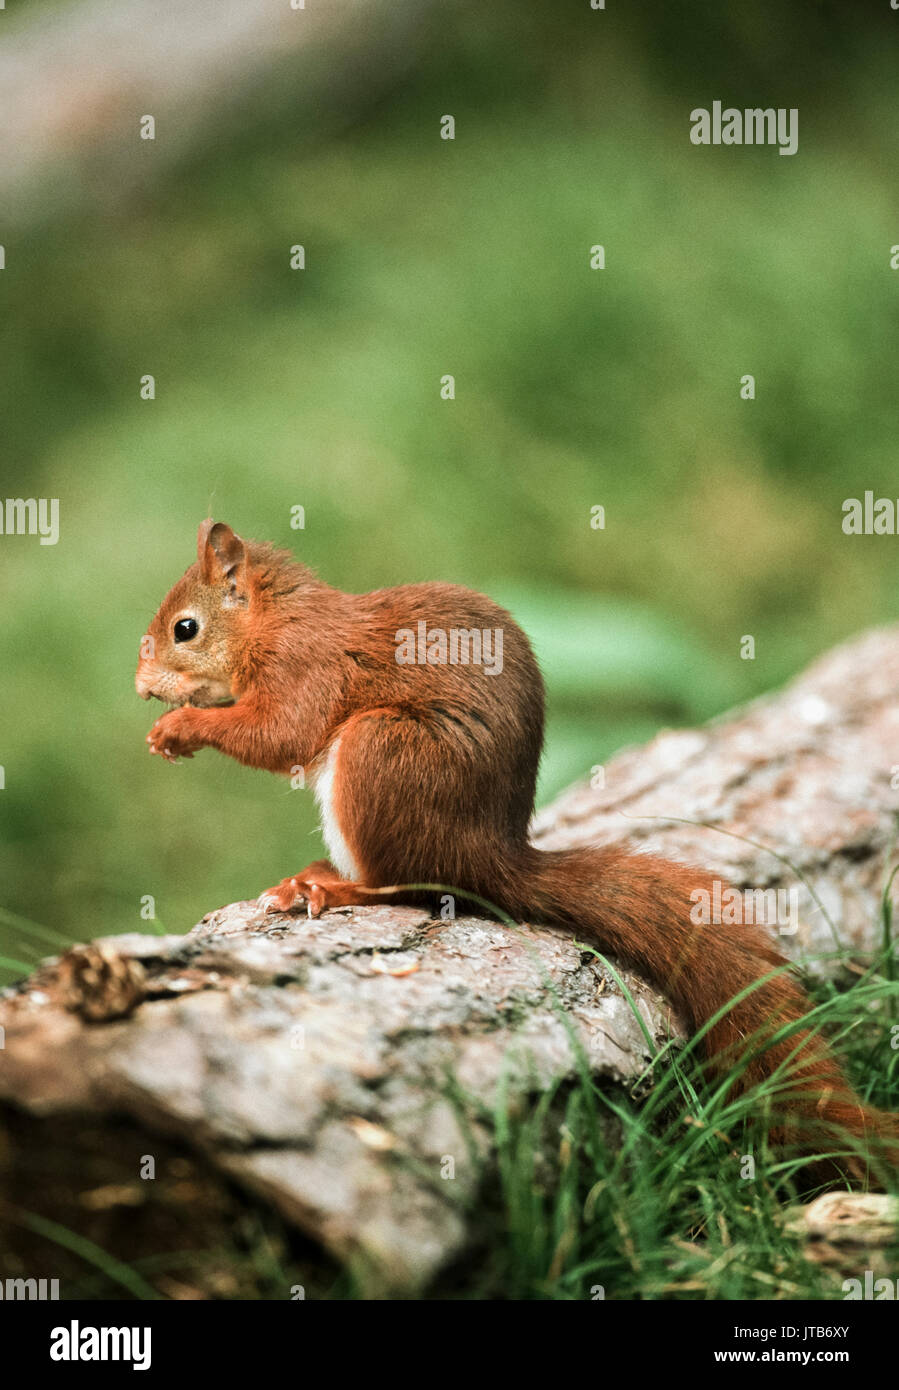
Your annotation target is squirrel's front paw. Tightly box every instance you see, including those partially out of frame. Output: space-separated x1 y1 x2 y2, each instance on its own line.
147 708 204 763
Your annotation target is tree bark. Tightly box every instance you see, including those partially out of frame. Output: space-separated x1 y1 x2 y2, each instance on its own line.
1 625 897 1293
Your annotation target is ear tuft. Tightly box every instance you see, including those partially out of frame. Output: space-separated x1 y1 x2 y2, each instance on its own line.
197 518 214 565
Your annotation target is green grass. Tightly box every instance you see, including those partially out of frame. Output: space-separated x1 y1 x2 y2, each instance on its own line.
437 887 899 1300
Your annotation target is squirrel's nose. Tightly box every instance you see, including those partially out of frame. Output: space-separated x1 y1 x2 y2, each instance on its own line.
135 670 155 700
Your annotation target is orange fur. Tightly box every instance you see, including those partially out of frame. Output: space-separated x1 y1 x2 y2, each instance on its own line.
136 521 899 1181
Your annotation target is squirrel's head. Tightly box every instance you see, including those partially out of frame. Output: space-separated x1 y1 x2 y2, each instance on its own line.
135 520 250 706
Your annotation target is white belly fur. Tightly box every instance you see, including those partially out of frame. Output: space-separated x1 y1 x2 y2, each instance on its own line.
311 736 361 881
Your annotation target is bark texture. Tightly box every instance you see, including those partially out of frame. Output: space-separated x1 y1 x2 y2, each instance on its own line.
1 625 898 1292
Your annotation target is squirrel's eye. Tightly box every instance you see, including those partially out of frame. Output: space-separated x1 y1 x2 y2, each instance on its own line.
174 618 199 643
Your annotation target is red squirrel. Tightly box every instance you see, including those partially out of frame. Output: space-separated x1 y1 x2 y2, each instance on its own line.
136 520 898 1175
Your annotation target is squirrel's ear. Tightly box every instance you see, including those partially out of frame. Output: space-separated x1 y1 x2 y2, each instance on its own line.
198 520 247 602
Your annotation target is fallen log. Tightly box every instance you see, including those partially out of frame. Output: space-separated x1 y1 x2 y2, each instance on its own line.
1 625 898 1293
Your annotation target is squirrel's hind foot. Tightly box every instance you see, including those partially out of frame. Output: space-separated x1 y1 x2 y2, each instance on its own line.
258 860 340 918
258 862 393 918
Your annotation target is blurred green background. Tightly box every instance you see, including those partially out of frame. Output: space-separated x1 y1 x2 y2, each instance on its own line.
1 0 897 976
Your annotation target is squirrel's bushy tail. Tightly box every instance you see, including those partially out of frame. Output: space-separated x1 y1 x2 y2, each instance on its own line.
500 844 898 1180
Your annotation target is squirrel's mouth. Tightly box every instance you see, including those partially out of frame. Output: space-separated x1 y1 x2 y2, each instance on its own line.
165 692 236 710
